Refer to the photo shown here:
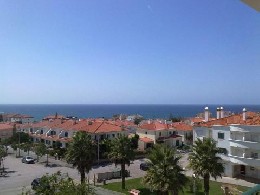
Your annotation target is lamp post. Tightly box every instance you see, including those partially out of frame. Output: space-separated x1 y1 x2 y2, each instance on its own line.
192 173 196 195
97 135 100 164
18 130 21 157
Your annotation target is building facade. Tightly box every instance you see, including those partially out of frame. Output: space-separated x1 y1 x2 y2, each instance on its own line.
194 107 260 180
136 121 182 151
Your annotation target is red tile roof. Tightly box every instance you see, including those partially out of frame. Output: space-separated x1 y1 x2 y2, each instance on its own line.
139 121 172 131
195 111 260 127
139 137 154 143
172 122 192 131
0 123 13 131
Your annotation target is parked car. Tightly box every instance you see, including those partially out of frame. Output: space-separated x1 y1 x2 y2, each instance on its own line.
140 162 152 171
31 178 41 190
21 156 35 164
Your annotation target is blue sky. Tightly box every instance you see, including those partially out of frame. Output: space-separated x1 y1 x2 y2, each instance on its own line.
1 0 259 104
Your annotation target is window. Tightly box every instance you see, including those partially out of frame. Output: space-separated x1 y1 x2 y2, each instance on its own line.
159 132 161 136
40 130 43 134
218 132 224 139
250 166 255 171
251 152 258 159
112 134 115 138
219 148 227 155
169 131 172 135
145 132 147 134
64 132 68 137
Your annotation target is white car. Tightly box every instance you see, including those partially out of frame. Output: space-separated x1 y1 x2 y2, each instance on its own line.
21 156 35 164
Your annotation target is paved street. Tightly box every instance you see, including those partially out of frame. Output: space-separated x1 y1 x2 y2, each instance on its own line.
0 149 257 194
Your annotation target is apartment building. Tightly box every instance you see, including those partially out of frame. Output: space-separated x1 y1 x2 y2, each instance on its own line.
193 107 260 180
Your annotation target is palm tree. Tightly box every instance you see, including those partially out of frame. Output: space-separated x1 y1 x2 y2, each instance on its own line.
108 134 135 189
189 138 224 195
65 131 96 184
143 144 188 195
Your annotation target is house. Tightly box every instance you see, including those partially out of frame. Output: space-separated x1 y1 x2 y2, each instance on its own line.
0 123 14 141
136 120 182 151
193 107 260 180
172 122 193 145
2 113 34 124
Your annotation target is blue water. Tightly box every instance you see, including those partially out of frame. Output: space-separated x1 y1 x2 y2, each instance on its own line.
0 104 260 121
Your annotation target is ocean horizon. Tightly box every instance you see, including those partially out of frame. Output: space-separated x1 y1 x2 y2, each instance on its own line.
1 104 260 122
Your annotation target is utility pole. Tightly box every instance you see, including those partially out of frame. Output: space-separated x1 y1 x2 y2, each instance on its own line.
18 131 21 157
97 135 100 164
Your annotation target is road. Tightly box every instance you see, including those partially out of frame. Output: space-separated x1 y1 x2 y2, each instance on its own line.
0 149 255 194
0 149 146 195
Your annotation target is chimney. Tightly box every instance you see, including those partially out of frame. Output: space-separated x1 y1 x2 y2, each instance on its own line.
216 107 220 119
243 108 247 121
204 107 209 122
220 107 224 118
148 119 151 124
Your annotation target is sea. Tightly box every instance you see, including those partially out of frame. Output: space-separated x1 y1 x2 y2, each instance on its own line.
0 104 260 122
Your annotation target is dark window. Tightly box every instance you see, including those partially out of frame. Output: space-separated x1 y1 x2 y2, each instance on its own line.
64 132 68 137
145 132 147 134
176 140 179 146
40 130 43 134
218 132 224 139
159 132 161 136
219 148 227 154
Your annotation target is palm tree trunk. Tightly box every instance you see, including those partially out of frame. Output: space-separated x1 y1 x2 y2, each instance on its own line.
80 170 85 184
204 173 210 195
121 163 126 189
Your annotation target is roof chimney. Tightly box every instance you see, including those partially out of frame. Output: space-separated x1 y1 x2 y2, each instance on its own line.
243 108 247 121
204 107 209 122
216 107 220 119
148 120 151 124
220 107 224 118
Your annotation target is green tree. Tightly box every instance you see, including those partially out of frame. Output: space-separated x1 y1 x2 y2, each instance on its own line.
130 134 139 150
143 144 188 195
134 118 142 125
65 131 96 184
189 138 224 195
0 145 7 172
108 135 135 189
21 142 33 156
34 143 47 162
23 171 95 195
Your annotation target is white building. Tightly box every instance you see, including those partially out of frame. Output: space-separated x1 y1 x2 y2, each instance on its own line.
194 107 260 180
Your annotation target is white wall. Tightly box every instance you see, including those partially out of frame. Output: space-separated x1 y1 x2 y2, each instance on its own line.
212 126 231 154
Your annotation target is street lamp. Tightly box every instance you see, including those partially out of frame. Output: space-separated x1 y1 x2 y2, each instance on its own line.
192 173 196 195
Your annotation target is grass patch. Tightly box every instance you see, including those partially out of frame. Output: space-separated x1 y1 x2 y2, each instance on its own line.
102 177 250 195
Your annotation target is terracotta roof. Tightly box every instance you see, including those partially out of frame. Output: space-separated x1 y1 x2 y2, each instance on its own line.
139 137 154 143
139 121 173 131
0 123 13 131
172 122 192 131
195 111 260 127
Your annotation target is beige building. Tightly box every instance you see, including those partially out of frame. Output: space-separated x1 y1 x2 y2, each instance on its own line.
137 121 182 151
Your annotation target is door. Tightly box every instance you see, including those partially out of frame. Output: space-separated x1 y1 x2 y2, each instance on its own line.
240 165 245 175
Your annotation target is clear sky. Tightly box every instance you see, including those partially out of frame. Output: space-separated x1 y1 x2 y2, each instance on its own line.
1 0 259 104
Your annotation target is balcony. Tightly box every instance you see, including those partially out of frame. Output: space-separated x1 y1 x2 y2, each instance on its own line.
228 154 260 167
229 136 260 150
